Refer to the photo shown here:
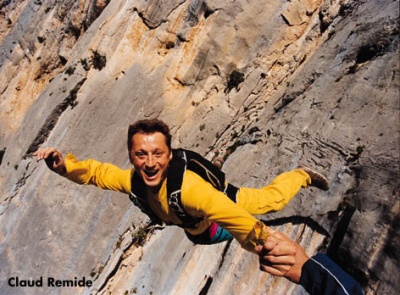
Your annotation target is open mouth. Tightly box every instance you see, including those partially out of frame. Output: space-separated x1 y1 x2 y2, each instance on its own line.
144 170 159 178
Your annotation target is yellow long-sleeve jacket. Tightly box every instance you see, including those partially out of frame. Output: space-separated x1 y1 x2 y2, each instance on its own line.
63 153 269 252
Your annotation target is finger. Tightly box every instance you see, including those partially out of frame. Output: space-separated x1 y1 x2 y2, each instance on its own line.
35 150 47 161
263 231 292 249
34 148 52 161
264 237 277 249
44 150 58 165
270 231 292 242
259 256 293 272
258 238 277 256
266 246 297 258
259 264 286 276
260 254 296 266
254 245 263 254
43 148 58 160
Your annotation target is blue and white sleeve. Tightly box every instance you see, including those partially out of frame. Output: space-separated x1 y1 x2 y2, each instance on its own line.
299 253 364 295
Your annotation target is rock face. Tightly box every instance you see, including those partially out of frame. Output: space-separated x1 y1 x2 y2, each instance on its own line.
0 0 398 294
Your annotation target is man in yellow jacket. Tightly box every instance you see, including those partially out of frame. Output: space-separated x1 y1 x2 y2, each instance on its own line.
34 119 329 253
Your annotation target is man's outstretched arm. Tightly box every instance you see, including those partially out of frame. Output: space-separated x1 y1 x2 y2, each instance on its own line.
255 229 364 295
33 148 132 193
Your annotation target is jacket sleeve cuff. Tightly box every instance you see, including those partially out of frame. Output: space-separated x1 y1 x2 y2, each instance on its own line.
63 153 86 184
241 221 269 252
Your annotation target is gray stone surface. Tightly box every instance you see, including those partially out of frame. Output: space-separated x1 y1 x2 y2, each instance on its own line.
0 0 398 294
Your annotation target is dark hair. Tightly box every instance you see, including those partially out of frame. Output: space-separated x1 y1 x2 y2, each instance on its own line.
127 119 172 151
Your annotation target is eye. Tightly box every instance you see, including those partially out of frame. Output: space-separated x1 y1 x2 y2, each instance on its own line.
135 151 146 159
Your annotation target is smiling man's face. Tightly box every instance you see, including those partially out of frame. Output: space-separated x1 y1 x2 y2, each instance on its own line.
129 132 172 190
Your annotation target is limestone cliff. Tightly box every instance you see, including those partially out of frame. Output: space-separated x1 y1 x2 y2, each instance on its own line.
0 0 398 294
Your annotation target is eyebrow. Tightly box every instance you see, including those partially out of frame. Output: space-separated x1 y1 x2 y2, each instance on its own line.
134 148 165 154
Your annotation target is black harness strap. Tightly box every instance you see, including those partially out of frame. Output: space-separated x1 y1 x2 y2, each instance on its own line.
129 171 163 225
225 183 238 203
166 150 202 228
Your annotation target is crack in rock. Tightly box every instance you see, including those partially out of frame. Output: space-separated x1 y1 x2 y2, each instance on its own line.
0 162 36 216
24 78 87 157
93 222 163 294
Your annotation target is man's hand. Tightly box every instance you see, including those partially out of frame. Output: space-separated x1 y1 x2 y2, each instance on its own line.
33 147 66 175
254 228 309 283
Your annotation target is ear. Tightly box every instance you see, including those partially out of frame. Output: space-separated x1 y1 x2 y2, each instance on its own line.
169 149 173 160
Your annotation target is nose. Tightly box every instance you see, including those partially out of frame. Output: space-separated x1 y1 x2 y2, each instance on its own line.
145 155 155 168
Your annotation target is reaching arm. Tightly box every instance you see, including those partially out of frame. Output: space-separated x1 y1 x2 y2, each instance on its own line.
255 229 364 295
181 171 269 252
34 148 132 193
299 253 364 295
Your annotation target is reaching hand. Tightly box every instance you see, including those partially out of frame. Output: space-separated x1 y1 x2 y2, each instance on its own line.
255 228 309 283
33 147 66 175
